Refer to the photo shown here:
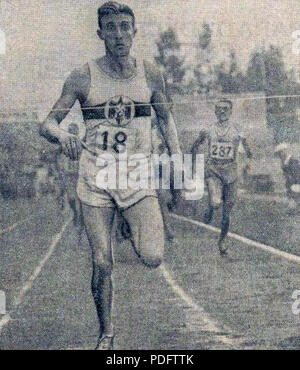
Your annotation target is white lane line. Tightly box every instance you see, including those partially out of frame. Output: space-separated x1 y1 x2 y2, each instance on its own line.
0 214 38 236
0 217 71 334
202 189 288 205
15 217 72 306
238 191 289 205
171 213 300 264
159 264 244 348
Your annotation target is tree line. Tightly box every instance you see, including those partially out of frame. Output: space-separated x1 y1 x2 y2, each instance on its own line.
154 24 300 143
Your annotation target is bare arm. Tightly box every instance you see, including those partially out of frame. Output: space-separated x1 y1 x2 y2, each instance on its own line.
151 91 181 156
144 61 181 156
190 130 207 174
190 131 207 155
240 136 253 159
40 64 90 159
239 134 254 175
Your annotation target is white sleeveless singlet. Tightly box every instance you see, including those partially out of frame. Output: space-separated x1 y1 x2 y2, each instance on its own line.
77 59 157 208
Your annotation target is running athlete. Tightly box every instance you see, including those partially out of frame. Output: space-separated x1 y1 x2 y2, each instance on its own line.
191 98 252 256
40 2 181 350
38 148 62 200
274 142 300 214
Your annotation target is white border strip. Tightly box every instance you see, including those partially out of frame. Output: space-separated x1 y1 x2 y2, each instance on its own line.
171 213 300 264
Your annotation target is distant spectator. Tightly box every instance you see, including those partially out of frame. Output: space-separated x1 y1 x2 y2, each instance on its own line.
56 122 84 232
274 142 300 214
34 160 51 199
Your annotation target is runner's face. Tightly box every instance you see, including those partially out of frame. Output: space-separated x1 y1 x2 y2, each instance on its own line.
99 14 136 58
215 103 232 123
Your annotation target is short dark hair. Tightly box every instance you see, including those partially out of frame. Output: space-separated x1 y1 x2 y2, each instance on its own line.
215 98 233 109
98 1 135 29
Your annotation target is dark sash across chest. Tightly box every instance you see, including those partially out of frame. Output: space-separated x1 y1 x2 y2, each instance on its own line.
82 99 151 124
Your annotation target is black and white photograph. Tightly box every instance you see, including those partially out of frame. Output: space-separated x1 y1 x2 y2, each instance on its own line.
1 0 300 352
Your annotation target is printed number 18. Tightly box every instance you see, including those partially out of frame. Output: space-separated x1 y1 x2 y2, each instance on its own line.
101 131 127 153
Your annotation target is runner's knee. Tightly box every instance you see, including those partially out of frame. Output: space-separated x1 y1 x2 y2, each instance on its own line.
133 231 164 268
140 252 163 269
132 236 164 268
223 199 234 211
92 253 113 276
132 235 163 268
211 197 222 209
124 197 164 268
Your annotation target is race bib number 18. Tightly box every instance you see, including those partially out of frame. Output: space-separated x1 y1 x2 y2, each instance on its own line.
210 141 234 160
92 125 135 154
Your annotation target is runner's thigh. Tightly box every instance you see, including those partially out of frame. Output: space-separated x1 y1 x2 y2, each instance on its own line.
206 176 222 208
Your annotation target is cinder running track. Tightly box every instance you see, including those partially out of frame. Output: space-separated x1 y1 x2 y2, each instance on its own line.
0 194 300 350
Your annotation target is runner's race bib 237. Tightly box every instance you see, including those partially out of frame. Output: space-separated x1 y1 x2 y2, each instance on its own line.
209 141 234 160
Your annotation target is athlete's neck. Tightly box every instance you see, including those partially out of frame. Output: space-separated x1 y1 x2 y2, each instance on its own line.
99 52 136 79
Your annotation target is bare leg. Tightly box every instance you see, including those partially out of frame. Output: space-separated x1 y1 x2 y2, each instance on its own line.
218 206 230 246
218 183 235 256
203 205 214 224
82 204 115 342
122 197 164 268
157 189 174 241
204 177 222 224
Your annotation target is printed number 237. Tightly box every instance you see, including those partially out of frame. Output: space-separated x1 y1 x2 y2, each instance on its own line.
212 145 232 157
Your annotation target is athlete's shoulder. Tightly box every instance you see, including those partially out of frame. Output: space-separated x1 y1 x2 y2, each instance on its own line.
143 60 166 93
237 131 247 141
65 63 90 103
67 63 90 87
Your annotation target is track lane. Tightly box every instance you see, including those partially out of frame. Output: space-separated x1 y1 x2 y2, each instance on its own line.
1 196 300 349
